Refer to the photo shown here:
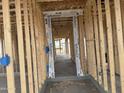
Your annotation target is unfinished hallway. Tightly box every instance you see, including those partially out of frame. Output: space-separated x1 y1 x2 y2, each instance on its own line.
0 0 124 93
55 55 76 77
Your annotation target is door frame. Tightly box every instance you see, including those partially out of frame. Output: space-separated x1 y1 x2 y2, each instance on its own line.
44 9 83 78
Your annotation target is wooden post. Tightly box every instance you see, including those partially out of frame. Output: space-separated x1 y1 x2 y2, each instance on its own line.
114 0 124 92
83 11 88 74
32 0 42 88
43 19 47 81
122 1 124 37
0 25 5 73
36 9 43 88
0 24 2 58
28 0 39 92
15 0 27 93
110 4 120 75
37 7 46 83
89 3 97 80
78 15 86 74
105 0 116 93
97 0 108 91
84 6 90 75
23 0 34 92
37 8 44 85
69 29 75 61
92 0 102 85
2 0 16 93
65 38 69 55
85 2 97 80
34 4 47 86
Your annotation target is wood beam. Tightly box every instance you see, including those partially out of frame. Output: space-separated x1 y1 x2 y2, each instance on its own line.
37 0 63 2
15 0 27 93
32 0 43 88
84 2 97 80
114 0 124 92
37 5 46 83
23 0 34 92
28 0 39 92
104 0 116 93
89 4 97 80
78 15 86 74
92 0 102 85
84 5 90 75
97 0 108 91
2 0 15 93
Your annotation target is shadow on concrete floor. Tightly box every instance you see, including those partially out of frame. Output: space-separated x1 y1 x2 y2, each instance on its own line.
55 55 76 77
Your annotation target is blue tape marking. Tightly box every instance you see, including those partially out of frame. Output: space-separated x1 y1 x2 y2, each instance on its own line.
45 46 49 54
0 54 10 67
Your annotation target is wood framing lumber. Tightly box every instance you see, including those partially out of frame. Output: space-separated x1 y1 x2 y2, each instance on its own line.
88 4 97 80
97 0 108 91
38 8 47 82
15 0 27 93
23 0 34 92
84 3 97 80
78 16 85 74
92 0 102 85
104 0 116 93
113 0 124 92
2 0 16 93
32 1 43 87
28 0 39 92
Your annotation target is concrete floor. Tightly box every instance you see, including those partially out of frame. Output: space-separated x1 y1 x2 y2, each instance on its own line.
0 74 21 93
45 55 100 93
107 73 121 93
55 55 76 77
45 79 100 93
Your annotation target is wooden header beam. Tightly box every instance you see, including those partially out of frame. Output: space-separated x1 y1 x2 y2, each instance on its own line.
37 0 63 2
43 9 83 18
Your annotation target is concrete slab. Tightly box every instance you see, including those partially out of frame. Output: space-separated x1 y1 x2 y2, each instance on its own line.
55 55 76 77
45 79 100 93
